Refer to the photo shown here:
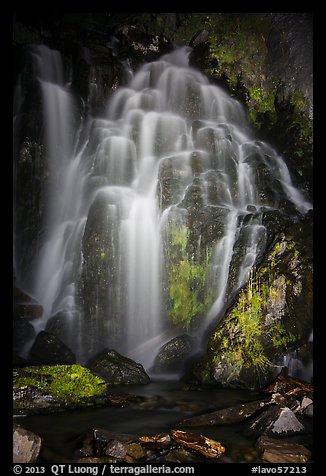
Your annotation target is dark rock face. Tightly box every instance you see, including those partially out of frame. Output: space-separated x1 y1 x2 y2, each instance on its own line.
13 424 42 463
13 287 44 357
264 13 313 118
77 192 123 359
151 335 193 373
88 349 150 385
28 331 76 365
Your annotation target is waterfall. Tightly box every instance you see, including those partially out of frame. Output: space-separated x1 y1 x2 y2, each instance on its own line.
13 45 312 369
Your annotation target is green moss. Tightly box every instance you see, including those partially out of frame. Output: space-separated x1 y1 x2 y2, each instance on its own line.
13 365 107 403
212 267 300 381
269 323 298 349
165 225 214 330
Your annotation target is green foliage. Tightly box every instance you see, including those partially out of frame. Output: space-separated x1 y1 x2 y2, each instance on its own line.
13 365 107 403
165 225 213 330
269 323 298 349
212 267 299 381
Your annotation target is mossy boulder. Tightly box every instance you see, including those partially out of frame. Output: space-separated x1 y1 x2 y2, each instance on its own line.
13 364 108 414
190 215 313 389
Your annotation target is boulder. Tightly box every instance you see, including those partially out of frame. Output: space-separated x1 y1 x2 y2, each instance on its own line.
246 405 305 438
28 331 76 365
151 335 193 373
88 349 150 385
13 423 42 463
13 364 107 414
256 436 311 463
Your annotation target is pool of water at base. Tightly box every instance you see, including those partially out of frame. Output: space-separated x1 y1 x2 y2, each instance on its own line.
15 380 264 463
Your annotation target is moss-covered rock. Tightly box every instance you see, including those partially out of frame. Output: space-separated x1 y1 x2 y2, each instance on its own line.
13 364 107 413
190 215 312 389
162 224 214 331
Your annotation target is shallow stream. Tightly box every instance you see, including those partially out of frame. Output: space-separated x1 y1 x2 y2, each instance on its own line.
15 380 263 463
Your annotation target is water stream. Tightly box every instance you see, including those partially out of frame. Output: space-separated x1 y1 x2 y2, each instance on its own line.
13 45 312 369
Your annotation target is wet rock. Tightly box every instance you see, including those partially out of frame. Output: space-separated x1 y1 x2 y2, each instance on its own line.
165 447 201 463
125 442 146 460
14 303 43 320
13 319 36 355
262 367 313 399
13 287 42 356
88 349 150 385
151 335 193 373
93 428 137 456
81 428 226 463
256 436 311 463
170 429 225 460
105 393 146 407
104 439 128 459
28 331 76 365
13 365 107 414
45 311 73 347
13 423 42 463
13 385 65 414
13 286 43 321
303 403 313 419
180 398 271 426
246 405 305 438
189 29 209 47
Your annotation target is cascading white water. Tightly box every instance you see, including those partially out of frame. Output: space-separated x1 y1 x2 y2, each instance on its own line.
14 45 312 368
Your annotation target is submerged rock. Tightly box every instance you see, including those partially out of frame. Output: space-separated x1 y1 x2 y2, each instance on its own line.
180 398 271 426
88 349 150 385
256 436 311 463
13 423 42 463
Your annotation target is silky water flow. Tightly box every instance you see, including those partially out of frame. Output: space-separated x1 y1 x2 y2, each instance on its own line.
13 45 312 371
